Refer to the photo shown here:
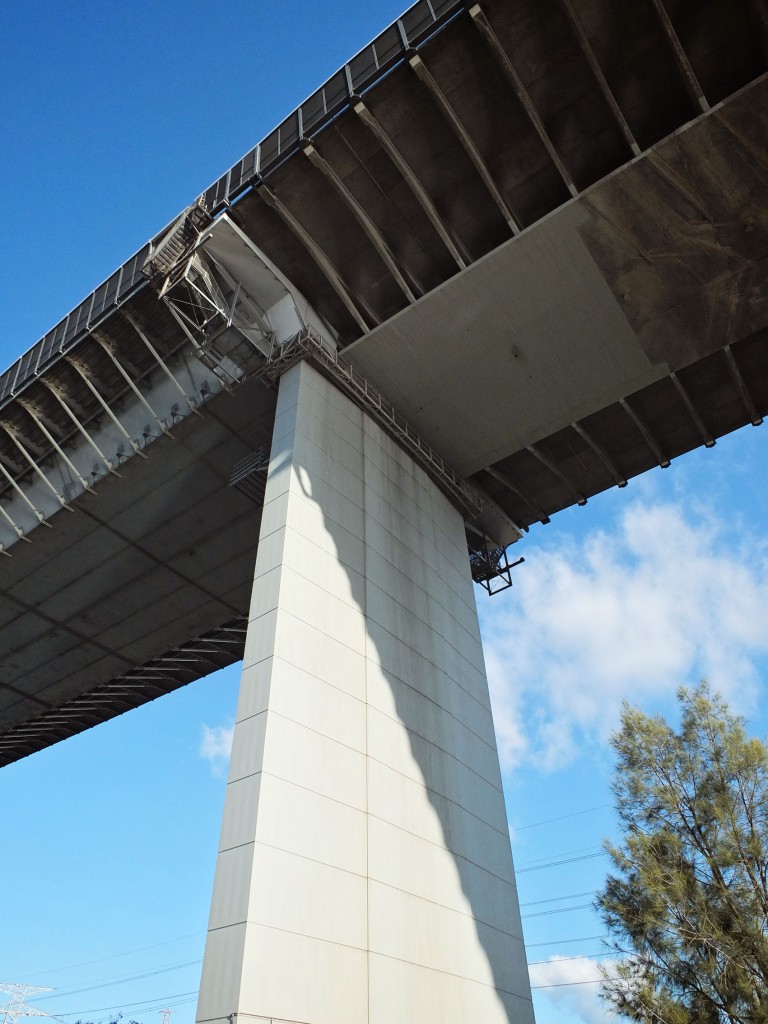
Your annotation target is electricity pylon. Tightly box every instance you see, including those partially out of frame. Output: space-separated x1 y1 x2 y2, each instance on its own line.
0 986 51 1024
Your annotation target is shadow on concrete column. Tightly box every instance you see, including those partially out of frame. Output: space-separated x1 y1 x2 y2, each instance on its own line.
196 361 534 1024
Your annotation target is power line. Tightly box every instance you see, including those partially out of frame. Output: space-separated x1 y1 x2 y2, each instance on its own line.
18 935 205 981
527 934 606 948
517 850 606 873
36 962 201 1002
520 889 595 907
528 951 616 966
532 979 601 990
61 995 199 1024
517 843 601 867
54 992 198 1017
514 804 611 831
522 902 594 919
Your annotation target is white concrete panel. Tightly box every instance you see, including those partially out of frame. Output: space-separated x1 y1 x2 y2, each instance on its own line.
367 755 447 849
368 815 522 935
256 489 289 543
369 881 531 999
276 564 366 654
234 656 272 722
365 616 491 710
367 758 515 881
467 870 526 946
237 925 368 1024
363 471 436 542
287 470 367 541
261 710 367 810
241 608 279 669
261 442 296 501
292 417 366 484
291 432 366 509
196 923 247 1024
250 525 287 578
254 773 367 875
227 710 267 783
365 543 477 633
218 773 263 853
283 488 366 573
498 988 538 1024
374 456 447 532
361 432 422 495
367 813 472 915
244 564 282 621
287 361 363 434
272 608 367 700
368 531 474 619
364 582 444 656
362 480 436 556
367 713 505 832
474 920 534 997
368 878 496 984
368 953 533 1024
267 657 366 752
361 451 471 576
365 658 497 749
367 698 503 791
363 518 436 596
246 842 367 947
269 404 300 452
207 843 255 930
458 818 519 888
365 573 481 665
361 418 420 478
279 528 365 605
365 564 435 635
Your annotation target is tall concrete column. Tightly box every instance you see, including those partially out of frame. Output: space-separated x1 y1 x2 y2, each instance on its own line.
196 361 534 1024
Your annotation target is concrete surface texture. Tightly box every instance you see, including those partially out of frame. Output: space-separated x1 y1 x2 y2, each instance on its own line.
196 361 533 1024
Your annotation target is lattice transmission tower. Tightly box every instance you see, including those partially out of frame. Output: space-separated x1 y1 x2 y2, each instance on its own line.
0 985 51 1024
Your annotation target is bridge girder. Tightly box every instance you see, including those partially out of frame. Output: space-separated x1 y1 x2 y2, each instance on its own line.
1 0 767 765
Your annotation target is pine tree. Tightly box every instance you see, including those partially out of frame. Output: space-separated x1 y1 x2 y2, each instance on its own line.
598 683 768 1022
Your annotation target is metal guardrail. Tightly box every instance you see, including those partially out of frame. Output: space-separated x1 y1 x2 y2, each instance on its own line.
230 448 270 485
0 0 464 414
0 244 152 408
229 448 270 505
199 0 463 215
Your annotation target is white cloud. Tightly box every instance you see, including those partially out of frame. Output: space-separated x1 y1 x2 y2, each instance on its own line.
481 499 768 772
530 956 614 1024
200 722 234 776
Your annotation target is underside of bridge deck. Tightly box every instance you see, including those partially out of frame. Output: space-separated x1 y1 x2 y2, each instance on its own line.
1 0 766 766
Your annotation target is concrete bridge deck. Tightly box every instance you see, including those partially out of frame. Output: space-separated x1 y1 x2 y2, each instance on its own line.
1 0 767 766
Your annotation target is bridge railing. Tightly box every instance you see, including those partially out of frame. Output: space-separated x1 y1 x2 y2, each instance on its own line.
0 0 465 414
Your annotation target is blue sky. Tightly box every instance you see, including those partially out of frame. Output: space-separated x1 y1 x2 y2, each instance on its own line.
1 4 767 1024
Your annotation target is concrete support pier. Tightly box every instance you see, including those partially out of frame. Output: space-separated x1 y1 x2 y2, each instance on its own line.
196 361 534 1024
